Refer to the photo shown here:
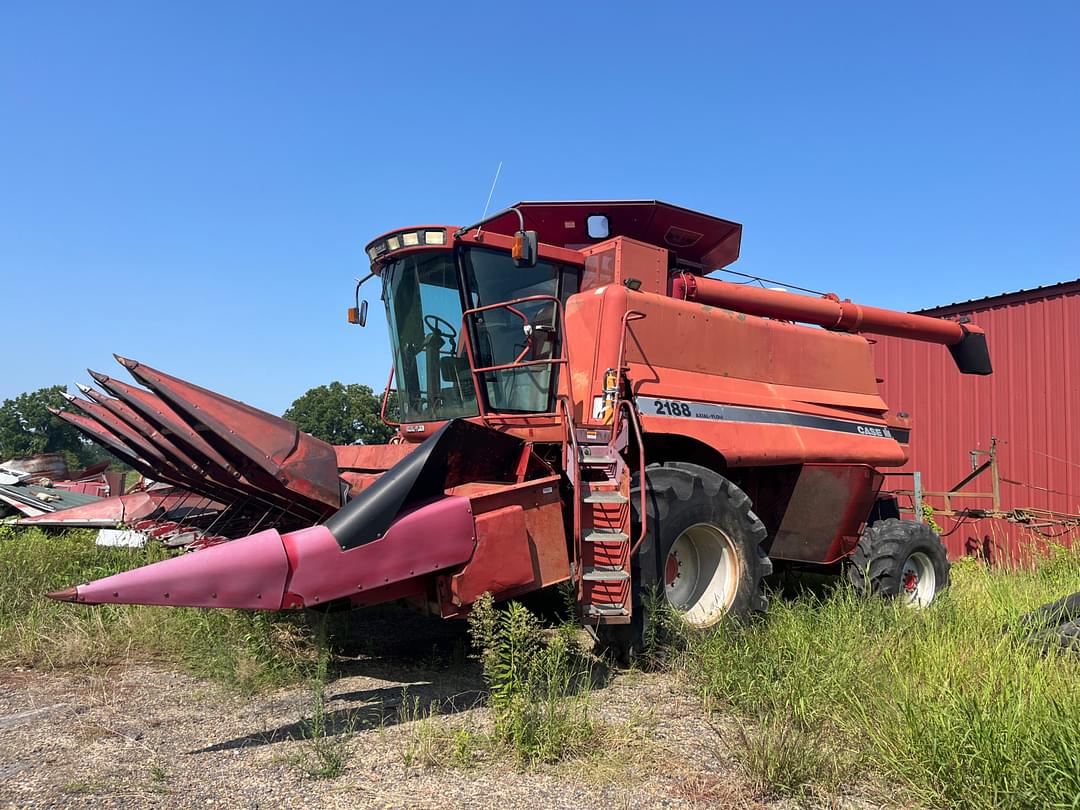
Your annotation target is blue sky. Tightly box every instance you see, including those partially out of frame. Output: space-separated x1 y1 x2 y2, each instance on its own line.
2 2 1077 414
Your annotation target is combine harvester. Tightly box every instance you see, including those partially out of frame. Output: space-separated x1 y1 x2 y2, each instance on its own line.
46 201 992 656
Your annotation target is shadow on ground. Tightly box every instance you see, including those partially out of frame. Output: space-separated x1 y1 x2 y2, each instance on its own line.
190 601 615 754
192 680 486 753
192 606 485 753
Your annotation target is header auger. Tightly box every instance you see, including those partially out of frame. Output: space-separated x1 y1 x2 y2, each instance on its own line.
44 200 991 658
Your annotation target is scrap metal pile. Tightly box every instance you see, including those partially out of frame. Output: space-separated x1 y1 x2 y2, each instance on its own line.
0 455 109 519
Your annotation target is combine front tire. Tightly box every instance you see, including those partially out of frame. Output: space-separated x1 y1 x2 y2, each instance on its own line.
847 518 949 607
597 462 771 662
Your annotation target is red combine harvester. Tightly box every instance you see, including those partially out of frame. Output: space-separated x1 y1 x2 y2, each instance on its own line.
46 201 992 656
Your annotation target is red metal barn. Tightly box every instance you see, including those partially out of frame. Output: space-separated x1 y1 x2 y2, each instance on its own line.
873 279 1080 566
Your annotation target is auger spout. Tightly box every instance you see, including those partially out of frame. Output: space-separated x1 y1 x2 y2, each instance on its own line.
671 273 992 374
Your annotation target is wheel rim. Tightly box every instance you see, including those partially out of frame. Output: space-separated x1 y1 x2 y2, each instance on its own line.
900 551 936 607
663 522 740 628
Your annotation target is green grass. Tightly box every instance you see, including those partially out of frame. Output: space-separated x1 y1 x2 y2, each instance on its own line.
679 550 1080 809
0 526 313 691
6 524 1079 803
289 618 356 778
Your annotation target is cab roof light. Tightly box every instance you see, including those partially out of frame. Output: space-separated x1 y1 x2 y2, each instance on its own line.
365 228 449 264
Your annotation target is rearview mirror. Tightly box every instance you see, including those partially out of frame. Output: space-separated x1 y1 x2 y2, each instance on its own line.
348 299 368 327
349 274 374 327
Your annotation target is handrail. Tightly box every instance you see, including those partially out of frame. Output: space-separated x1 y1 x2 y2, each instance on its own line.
471 358 568 374
459 294 569 420
468 303 533 364
609 309 648 555
620 399 649 556
557 394 583 579
379 366 399 428
615 310 646 379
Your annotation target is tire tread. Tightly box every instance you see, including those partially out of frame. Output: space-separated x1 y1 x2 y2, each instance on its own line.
847 517 949 602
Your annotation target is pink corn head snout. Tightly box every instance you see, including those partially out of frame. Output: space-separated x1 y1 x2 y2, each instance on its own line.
54 528 291 609
48 496 477 610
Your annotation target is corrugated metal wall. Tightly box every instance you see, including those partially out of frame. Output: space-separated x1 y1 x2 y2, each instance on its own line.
872 281 1080 564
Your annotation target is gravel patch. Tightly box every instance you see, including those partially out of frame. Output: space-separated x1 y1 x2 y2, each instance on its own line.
0 613 877 809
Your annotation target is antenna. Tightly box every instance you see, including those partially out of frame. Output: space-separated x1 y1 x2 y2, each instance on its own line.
475 161 503 237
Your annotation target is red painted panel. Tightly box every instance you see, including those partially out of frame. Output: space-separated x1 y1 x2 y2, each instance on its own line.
872 283 1080 564
449 505 535 607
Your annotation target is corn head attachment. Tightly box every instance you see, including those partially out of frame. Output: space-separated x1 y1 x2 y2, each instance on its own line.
49 420 571 614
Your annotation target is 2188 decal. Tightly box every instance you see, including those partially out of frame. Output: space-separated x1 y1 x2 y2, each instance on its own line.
652 399 692 417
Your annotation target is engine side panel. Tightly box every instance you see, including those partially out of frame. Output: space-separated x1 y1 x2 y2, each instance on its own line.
564 285 909 468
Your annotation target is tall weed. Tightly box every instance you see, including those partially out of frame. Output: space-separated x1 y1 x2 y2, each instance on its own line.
467 594 598 766
290 618 354 778
681 549 1080 808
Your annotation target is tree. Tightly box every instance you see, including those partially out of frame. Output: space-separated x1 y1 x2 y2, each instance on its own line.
0 385 106 468
283 382 396 445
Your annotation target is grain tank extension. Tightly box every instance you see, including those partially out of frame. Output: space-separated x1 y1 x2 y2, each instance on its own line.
48 201 991 657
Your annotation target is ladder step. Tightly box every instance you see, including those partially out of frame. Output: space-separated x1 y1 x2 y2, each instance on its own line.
583 530 629 544
579 450 618 465
582 488 628 504
582 566 630 581
585 603 630 618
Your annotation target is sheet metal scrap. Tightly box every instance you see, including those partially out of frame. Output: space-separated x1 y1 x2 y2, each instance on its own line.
0 479 101 518
17 486 222 528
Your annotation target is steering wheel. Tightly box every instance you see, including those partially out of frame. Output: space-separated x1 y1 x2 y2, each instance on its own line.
423 314 458 342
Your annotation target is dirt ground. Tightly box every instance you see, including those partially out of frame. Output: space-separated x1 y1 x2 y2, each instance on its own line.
0 614 864 809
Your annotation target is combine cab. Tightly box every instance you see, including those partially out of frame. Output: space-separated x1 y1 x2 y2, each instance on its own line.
46 200 991 658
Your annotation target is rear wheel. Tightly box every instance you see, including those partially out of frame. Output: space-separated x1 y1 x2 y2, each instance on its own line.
597 462 771 662
847 518 950 607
